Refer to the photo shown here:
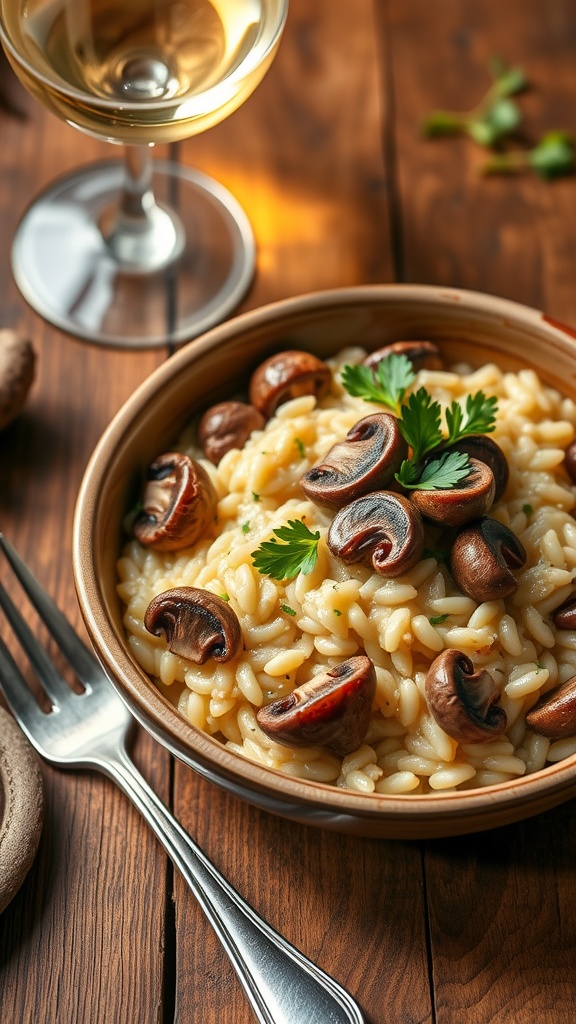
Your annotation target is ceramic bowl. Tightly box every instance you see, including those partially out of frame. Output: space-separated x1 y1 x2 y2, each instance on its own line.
73 284 576 839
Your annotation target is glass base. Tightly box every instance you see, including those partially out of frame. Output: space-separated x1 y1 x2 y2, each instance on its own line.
11 160 256 349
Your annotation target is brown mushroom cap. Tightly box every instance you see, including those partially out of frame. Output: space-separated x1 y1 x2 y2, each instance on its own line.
134 452 216 551
449 516 526 602
442 435 509 502
198 400 265 464
409 457 496 527
363 340 444 373
327 490 425 577
0 330 36 432
526 676 576 739
553 598 576 630
425 649 507 743
300 413 408 510
144 587 242 664
248 350 331 418
256 655 376 756
564 439 576 483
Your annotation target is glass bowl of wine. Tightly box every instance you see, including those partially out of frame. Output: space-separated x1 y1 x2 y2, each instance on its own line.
0 0 288 347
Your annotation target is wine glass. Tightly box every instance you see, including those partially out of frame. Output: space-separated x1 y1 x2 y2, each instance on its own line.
0 0 288 348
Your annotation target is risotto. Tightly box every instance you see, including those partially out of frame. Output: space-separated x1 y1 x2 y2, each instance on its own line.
117 344 576 795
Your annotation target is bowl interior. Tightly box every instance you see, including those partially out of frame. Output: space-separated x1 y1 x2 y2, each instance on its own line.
74 285 576 837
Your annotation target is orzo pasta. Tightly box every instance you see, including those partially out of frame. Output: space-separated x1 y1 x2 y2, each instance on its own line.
117 346 576 794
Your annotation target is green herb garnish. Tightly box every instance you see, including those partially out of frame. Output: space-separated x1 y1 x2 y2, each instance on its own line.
220 593 230 602
445 392 498 443
252 492 260 502
251 520 320 581
421 57 526 148
241 521 251 534
281 604 297 616
522 504 533 518
340 353 415 414
398 450 471 491
395 386 498 491
333 608 342 617
429 614 449 625
339 354 499 492
482 131 575 179
294 437 306 458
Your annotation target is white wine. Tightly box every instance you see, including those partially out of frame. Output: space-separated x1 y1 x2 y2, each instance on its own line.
0 0 286 144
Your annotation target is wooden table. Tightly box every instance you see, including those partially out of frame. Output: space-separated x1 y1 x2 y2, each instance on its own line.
1 1 576 1021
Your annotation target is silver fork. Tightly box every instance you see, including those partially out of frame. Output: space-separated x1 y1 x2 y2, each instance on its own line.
0 534 365 1024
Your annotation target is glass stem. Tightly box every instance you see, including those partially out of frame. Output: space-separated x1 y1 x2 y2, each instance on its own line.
99 145 184 271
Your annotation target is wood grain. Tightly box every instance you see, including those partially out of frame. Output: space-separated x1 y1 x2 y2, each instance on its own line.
384 2 576 1023
0 64 170 1024
2 1 576 1023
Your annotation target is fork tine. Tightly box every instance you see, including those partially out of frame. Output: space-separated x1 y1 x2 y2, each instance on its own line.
0 577 74 706
0 533 104 690
0 632 49 749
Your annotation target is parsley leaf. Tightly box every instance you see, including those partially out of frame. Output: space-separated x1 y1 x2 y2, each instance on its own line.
445 392 498 443
399 450 471 490
340 353 415 413
398 388 443 462
251 520 321 581
421 57 526 148
483 131 575 179
395 387 498 491
429 614 449 625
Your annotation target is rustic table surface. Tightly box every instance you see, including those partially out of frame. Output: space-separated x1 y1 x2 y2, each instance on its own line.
1 1 576 1022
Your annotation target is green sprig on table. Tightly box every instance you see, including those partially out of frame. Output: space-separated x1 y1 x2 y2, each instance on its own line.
422 57 526 148
421 57 575 179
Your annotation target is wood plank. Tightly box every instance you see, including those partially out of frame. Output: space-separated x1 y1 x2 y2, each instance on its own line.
184 0 394 311
0 81 172 1022
383 1 576 1021
171 3 432 1024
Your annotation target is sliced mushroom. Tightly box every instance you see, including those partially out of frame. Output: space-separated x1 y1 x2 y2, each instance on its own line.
363 340 444 373
327 491 425 577
300 413 408 510
553 598 576 630
425 649 507 743
526 676 576 739
144 587 241 664
409 457 496 527
443 435 509 502
256 655 376 756
248 350 331 419
198 400 265 464
450 517 526 602
134 452 216 551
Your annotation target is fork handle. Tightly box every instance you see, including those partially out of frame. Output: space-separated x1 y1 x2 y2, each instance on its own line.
100 745 364 1024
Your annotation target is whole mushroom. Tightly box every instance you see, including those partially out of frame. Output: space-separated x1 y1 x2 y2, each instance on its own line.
442 434 509 502
449 517 526 602
327 491 425 577
301 413 408 510
409 457 496 528
144 587 242 664
0 330 36 432
256 655 376 756
198 400 265 464
248 350 331 419
425 649 507 743
134 452 216 551
526 676 576 739
363 340 444 373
